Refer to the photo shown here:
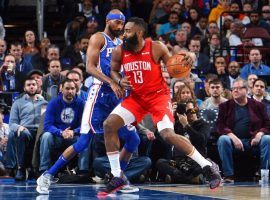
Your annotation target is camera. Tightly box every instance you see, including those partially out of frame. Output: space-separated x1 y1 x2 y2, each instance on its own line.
176 103 197 115
176 103 186 115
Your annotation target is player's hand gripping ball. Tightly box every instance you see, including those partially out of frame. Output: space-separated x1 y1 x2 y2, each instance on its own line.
166 52 193 78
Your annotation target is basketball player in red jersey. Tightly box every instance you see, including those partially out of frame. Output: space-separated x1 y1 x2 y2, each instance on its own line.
100 17 221 195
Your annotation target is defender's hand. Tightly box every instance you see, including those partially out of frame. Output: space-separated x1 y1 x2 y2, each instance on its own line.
119 76 132 90
110 80 125 99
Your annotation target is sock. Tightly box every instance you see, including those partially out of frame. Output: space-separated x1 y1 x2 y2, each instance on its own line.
107 152 121 177
188 147 212 168
120 160 128 171
47 155 69 176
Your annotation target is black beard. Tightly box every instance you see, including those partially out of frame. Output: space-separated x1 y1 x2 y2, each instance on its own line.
108 25 121 37
123 34 139 52
26 91 36 97
230 72 240 79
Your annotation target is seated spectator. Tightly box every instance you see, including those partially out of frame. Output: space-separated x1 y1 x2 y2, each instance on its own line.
72 66 88 92
229 19 244 47
246 12 270 35
171 79 185 100
32 44 61 74
156 2 184 25
208 0 230 24
262 5 270 25
226 61 241 89
156 11 181 40
174 83 203 106
0 108 9 175
200 79 228 110
5 78 47 180
85 16 99 37
196 16 208 38
240 48 270 80
92 133 151 184
251 78 270 118
0 19 5 40
156 100 210 184
196 73 218 100
42 59 65 99
170 30 188 52
0 54 24 92
0 39 7 66
61 33 89 70
9 41 33 75
39 37 51 60
64 13 87 47
202 33 228 65
66 70 88 101
22 30 40 56
217 78 270 183
39 79 89 174
247 74 258 98
27 70 51 101
188 37 211 76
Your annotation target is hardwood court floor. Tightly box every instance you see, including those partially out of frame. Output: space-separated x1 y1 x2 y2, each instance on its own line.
144 182 270 200
0 178 269 199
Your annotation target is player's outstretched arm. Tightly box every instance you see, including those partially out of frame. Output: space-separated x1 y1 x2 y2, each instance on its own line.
86 33 114 85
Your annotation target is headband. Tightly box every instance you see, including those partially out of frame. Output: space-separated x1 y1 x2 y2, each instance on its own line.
106 13 125 22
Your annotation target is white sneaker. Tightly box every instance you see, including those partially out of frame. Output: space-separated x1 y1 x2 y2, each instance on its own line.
36 172 55 194
118 184 139 193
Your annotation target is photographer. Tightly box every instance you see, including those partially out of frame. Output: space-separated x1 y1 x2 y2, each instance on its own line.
156 100 210 184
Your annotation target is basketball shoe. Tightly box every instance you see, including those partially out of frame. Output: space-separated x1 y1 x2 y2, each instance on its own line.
203 160 222 189
97 173 129 196
36 172 58 194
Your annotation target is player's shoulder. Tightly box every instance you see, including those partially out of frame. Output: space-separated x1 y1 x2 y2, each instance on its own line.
91 32 105 39
151 40 167 50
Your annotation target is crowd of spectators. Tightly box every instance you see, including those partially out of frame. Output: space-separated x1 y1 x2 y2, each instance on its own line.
1 0 270 184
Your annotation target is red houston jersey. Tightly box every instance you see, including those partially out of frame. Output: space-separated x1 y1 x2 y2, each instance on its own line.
121 39 169 96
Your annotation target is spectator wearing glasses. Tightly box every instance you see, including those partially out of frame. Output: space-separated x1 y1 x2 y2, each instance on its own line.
156 100 210 184
217 78 270 183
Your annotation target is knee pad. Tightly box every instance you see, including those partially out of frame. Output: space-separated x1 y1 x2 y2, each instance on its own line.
73 134 92 153
121 127 140 153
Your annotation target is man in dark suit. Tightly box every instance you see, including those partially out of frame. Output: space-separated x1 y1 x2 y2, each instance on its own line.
61 33 89 70
188 37 210 76
217 78 270 183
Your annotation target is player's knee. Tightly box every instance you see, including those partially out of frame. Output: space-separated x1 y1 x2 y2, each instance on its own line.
103 117 117 134
160 128 174 143
73 134 92 153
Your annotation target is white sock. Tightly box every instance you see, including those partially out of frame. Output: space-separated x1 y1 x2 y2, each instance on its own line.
188 148 212 168
107 152 121 177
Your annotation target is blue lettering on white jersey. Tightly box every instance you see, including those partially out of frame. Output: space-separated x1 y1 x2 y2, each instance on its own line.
93 32 122 87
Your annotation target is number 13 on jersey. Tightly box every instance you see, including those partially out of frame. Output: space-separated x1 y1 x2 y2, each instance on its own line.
132 71 143 83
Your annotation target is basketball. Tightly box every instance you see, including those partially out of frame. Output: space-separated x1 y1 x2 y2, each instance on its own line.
166 53 192 78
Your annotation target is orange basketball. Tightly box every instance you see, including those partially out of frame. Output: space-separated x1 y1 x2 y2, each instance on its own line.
166 53 192 78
